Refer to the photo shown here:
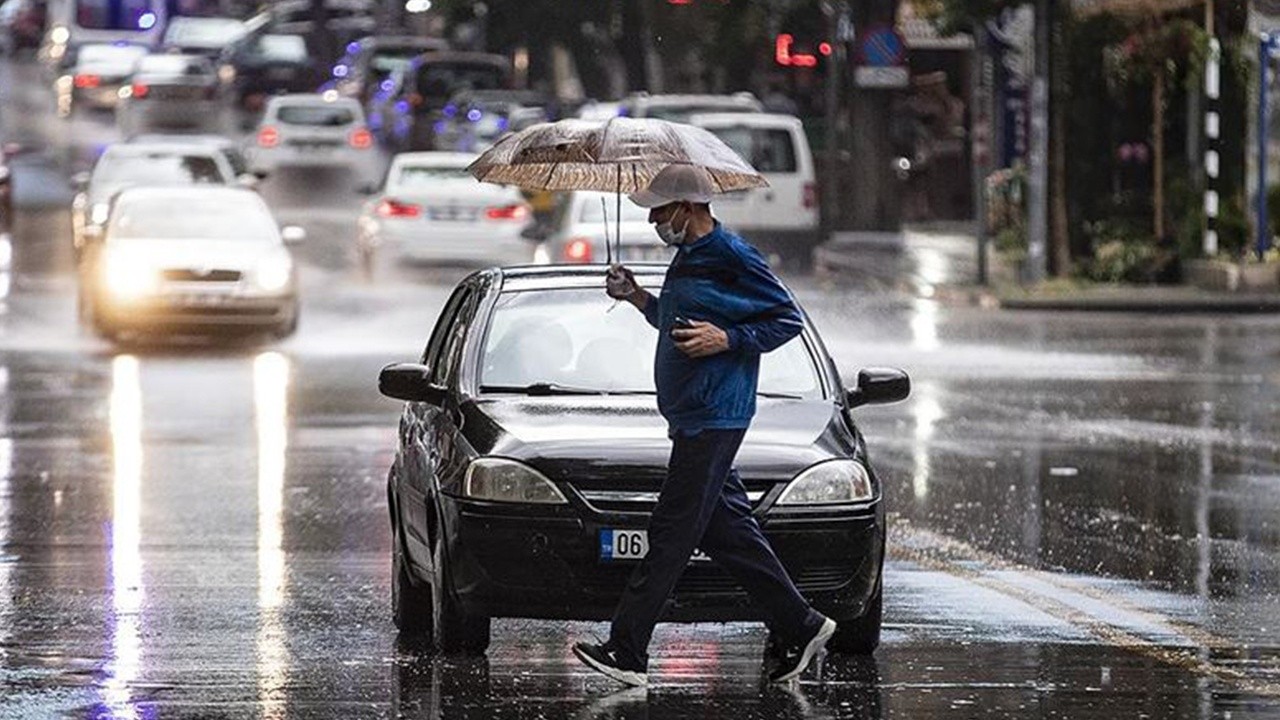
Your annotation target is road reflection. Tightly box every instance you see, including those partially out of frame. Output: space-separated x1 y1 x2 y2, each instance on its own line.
105 355 143 719
255 351 291 719
910 380 943 502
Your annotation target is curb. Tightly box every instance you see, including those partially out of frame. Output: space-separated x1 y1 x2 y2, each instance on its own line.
997 293 1280 313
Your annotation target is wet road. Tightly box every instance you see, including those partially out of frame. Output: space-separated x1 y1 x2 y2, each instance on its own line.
2 56 1280 718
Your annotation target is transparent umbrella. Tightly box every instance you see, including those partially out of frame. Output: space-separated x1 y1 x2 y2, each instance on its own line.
467 116 767 263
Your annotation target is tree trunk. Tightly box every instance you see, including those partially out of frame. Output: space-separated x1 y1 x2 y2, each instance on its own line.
1049 9 1070 276
1153 71 1165 241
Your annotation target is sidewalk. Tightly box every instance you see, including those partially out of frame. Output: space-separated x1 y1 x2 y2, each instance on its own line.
813 224 1280 314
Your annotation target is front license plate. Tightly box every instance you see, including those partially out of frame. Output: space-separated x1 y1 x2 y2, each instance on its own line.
599 529 710 562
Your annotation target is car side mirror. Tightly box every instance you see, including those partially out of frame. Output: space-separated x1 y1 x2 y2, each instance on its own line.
280 225 306 244
71 171 90 190
845 367 910 409
379 362 447 405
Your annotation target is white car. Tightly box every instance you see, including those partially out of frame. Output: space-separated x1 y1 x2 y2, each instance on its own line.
356 152 533 272
618 92 763 122
247 94 377 180
72 141 240 256
56 42 148 116
78 187 302 341
688 112 819 264
538 191 671 265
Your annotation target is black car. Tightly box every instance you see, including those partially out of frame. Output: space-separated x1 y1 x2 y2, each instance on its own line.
322 34 449 105
377 265 910 654
219 32 316 112
387 51 512 151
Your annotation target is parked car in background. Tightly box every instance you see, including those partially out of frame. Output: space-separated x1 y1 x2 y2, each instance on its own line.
323 34 448 104
118 53 221 134
246 0 377 66
688 112 819 265
355 152 533 273
72 141 238 255
247 94 376 181
431 89 551 153
55 42 148 116
161 16 247 59
575 99 621 121
219 32 315 113
619 92 763 122
77 186 302 341
534 191 670 266
381 52 512 151
377 264 909 653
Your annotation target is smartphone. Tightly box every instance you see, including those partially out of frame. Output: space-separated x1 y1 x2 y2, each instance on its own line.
672 316 695 333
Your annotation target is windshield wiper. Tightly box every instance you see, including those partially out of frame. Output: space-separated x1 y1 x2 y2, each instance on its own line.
481 383 657 396
757 391 804 400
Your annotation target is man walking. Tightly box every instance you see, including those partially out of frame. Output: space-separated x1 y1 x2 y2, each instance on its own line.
573 165 836 687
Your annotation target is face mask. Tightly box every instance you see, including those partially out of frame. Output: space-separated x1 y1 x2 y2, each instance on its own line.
655 205 690 246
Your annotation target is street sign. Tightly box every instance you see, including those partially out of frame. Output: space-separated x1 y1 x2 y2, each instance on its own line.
856 25 907 67
854 66 909 88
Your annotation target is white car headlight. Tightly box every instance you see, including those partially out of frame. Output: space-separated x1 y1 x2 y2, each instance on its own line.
776 460 874 506
102 252 157 299
90 203 110 226
256 256 292 291
463 458 567 504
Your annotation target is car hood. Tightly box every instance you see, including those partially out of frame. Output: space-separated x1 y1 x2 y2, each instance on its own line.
106 238 284 269
465 395 849 484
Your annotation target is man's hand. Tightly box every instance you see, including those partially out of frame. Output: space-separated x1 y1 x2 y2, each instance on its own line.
606 264 639 300
672 321 730 358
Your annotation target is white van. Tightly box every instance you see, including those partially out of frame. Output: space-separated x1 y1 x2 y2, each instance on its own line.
687 112 819 264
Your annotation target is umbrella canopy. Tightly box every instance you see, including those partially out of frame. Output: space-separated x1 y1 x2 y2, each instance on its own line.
466 117 768 194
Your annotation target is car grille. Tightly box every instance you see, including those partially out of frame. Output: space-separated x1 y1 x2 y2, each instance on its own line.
578 563 854 596
162 269 242 282
578 489 769 514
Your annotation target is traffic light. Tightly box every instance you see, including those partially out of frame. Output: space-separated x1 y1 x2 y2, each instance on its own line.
775 34 831 68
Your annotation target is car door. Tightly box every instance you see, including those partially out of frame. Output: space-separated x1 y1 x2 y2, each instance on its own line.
398 282 476 558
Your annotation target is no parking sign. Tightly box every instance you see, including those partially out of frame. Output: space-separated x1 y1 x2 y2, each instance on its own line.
855 24 909 89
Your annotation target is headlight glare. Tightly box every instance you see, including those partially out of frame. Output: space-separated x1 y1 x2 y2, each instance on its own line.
90 203 110 226
256 256 292 291
103 252 156 299
463 458 567 504
777 460 874 506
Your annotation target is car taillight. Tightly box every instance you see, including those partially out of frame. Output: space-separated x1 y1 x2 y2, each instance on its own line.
564 238 593 263
485 204 529 221
73 73 100 89
257 126 279 148
348 127 373 149
130 82 148 98
803 181 818 209
376 198 421 218
408 93 424 108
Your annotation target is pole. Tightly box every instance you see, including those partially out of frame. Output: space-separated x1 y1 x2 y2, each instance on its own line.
1203 0 1220 257
972 22 990 285
1259 34 1271 260
1025 0 1050 282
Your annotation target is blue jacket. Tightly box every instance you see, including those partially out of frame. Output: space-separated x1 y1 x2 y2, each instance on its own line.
641 223 804 435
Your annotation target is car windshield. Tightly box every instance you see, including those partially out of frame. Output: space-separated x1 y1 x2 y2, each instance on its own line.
705 127 797 173
393 164 471 187
164 18 245 46
416 63 506 100
276 104 357 126
92 153 227 194
109 195 278 241
480 289 822 397
257 34 307 62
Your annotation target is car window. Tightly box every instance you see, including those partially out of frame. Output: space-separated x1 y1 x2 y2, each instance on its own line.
75 0 154 30
78 44 148 65
421 285 472 368
93 153 228 189
704 127 797 173
254 34 307 62
393 164 471 188
276 105 357 126
480 289 821 397
434 290 480 386
135 55 212 76
578 197 650 224
109 195 277 242
416 63 506 100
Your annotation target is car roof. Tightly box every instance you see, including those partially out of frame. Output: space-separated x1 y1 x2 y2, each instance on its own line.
114 186 262 203
687 112 804 129
356 35 447 51
391 151 476 168
494 264 667 292
266 94 362 109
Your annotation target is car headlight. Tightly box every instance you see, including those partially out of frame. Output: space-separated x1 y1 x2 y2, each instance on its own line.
218 64 236 84
102 252 157 299
90 203 110 226
256 256 292 291
463 458 567 504
776 460 874 506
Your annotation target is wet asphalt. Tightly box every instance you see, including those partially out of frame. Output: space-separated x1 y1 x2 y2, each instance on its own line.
1 56 1279 719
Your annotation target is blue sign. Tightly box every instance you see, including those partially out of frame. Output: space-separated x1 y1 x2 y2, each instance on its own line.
858 25 906 67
